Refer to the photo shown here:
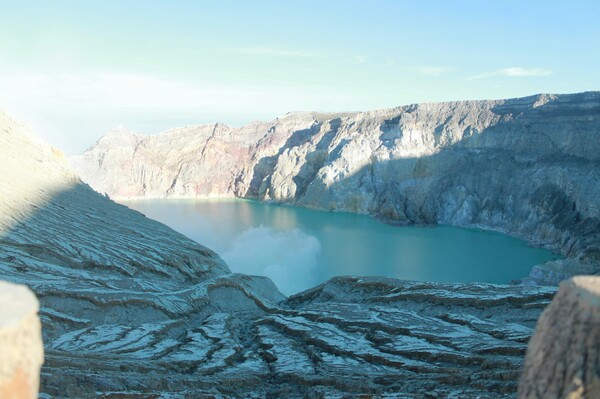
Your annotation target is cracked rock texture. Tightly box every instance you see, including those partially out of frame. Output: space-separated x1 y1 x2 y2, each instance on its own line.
71 92 600 284
518 276 600 399
0 111 564 397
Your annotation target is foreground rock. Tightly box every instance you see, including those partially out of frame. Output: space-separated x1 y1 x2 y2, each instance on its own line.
71 92 600 284
518 276 600 398
0 281 43 399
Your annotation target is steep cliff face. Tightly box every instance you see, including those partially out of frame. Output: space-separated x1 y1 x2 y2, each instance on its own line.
1 111 563 397
72 92 600 280
71 112 350 199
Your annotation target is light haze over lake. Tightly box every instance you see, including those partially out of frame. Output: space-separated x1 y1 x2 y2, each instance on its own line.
124 199 558 295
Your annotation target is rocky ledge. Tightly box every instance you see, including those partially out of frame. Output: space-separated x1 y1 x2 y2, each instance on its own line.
71 92 600 285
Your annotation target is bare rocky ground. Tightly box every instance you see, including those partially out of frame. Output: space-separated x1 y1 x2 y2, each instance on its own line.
1 92 598 397
42 277 554 398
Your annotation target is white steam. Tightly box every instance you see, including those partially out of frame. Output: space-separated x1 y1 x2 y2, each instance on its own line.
222 226 321 295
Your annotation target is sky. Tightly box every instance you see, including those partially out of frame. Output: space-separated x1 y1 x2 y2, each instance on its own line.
0 0 599 154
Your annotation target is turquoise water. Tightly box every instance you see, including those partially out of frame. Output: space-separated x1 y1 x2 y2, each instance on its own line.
124 199 558 295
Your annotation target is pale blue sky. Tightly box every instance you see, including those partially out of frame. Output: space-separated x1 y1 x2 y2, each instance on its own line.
1 0 598 154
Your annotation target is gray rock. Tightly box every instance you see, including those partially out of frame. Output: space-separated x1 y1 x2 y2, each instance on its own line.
42 276 556 398
71 92 600 284
518 276 600 398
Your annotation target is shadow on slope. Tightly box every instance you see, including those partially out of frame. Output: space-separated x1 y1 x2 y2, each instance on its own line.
0 179 286 396
245 118 343 198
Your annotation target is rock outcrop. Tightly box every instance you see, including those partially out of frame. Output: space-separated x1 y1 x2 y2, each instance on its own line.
518 276 600 399
45 277 556 398
0 281 43 399
0 111 565 397
71 92 600 284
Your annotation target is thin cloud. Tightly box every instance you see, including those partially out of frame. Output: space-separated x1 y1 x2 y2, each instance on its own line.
238 46 315 58
353 55 367 64
0 73 318 111
0 72 367 115
468 67 553 80
417 66 454 76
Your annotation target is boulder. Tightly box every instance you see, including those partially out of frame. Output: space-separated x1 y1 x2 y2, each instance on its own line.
519 276 600 398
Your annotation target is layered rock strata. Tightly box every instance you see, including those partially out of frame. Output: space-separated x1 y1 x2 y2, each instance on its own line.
71 92 600 284
0 112 562 397
43 277 554 398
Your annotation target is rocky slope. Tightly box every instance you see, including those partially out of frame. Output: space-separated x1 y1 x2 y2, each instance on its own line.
71 92 600 284
1 112 561 397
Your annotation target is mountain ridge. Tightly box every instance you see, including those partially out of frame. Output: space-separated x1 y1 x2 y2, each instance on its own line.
82 91 591 148
71 91 600 285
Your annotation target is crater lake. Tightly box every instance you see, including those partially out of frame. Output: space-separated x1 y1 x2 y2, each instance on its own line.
123 199 558 295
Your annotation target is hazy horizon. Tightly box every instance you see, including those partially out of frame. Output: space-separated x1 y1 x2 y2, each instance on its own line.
1 0 599 154
67 89 596 154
